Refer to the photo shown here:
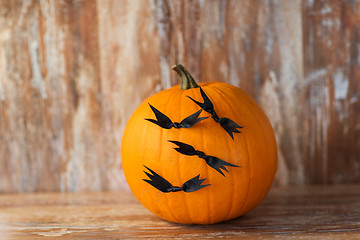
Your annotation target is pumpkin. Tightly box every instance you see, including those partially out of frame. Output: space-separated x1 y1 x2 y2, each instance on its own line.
121 64 277 224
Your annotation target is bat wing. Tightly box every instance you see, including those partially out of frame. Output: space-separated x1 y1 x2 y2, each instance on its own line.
168 140 198 156
187 95 205 109
219 117 243 140
145 104 173 129
181 175 210 192
187 87 215 115
143 166 174 193
199 87 215 114
205 156 240 177
179 109 208 128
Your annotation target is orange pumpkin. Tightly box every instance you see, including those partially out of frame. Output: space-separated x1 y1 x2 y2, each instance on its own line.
121 64 277 224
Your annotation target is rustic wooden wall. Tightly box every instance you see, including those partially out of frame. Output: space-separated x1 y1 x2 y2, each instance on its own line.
0 0 359 192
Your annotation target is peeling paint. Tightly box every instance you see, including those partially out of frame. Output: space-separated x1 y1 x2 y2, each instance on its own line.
308 83 330 183
265 28 274 56
229 54 237 86
0 50 4 100
350 95 358 104
219 0 227 39
333 68 349 100
42 0 66 83
0 29 10 43
333 68 349 125
305 68 328 86
0 80 4 101
16 0 32 27
28 38 47 99
159 55 171 89
321 18 340 28
320 6 332 15
0 27 9 101
307 0 314 7
155 0 171 89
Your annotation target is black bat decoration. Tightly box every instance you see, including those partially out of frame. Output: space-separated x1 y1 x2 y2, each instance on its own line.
143 166 210 193
145 104 208 129
169 141 240 177
188 87 243 139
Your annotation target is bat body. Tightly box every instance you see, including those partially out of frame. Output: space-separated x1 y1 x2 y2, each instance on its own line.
143 166 210 193
169 140 240 177
145 104 208 129
188 87 243 139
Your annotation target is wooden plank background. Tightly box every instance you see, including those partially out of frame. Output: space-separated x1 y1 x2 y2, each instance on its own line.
0 0 359 193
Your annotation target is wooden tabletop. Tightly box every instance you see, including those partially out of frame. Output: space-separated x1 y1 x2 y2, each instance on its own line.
0 184 359 239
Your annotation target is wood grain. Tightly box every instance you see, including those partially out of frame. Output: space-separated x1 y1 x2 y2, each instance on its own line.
0 0 359 192
0 184 359 239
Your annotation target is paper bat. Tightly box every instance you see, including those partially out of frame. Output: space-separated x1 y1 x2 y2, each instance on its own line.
169 140 240 177
188 87 243 139
143 166 210 193
145 104 208 129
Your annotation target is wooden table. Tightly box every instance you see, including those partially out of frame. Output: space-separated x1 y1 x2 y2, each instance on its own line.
0 185 359 239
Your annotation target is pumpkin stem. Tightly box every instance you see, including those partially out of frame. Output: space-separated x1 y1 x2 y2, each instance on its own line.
171 64 199 90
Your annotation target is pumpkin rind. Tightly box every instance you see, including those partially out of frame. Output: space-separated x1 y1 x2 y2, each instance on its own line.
121 82 277 224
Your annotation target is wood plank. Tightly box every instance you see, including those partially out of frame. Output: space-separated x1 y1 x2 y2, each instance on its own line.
0 185 359 239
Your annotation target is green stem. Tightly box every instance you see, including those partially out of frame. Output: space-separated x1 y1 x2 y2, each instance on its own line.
171 64 199 90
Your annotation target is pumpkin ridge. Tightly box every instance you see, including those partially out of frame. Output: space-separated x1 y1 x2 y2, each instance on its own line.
140 106 158 215
197 87 212 224
160 89 182 222
213 84 274 214
240 134 253 216
237 98 268 209
207 86 244 221
178 89 195 223
219 85 275 208
223 122 235 221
